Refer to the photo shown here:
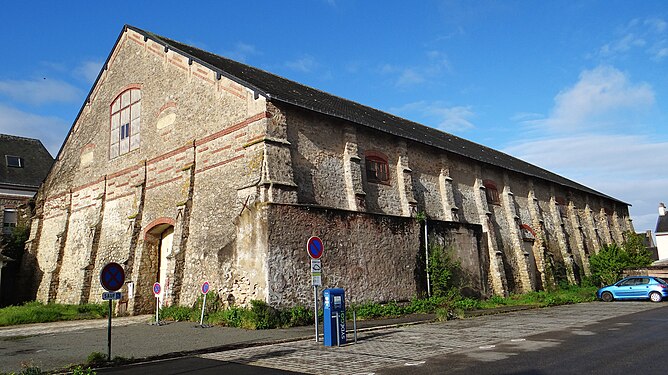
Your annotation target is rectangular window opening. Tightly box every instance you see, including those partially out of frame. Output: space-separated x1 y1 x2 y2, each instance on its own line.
5 155 23 168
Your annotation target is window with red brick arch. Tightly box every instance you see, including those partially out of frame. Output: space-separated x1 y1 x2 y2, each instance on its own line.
110 88 141 158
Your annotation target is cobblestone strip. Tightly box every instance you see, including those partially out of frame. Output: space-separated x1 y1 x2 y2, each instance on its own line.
200 302 662 374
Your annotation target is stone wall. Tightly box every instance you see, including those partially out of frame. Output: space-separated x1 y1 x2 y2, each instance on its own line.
260 203 487 308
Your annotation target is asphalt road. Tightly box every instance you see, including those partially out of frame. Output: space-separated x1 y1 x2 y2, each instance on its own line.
92 302 667 375
379 304 668 375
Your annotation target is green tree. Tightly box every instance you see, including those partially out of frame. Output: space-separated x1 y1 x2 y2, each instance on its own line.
588 231 653 286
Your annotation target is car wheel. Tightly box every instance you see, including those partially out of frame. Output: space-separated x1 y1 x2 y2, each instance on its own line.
601 292 614 302
650 292 662 303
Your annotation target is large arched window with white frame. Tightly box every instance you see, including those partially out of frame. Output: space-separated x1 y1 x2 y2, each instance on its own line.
110 87 141 158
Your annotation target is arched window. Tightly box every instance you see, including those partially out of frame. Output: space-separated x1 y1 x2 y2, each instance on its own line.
483 179 500 205
365 151 390 183
110 88 141 158
556 196 567 218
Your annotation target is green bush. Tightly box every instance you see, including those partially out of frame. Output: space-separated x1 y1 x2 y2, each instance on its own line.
428 243 461 297
160 305 194 322
248 300 280 329
589 231 654 286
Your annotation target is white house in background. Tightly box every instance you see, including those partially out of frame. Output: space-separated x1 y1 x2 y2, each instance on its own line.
656 203 668 260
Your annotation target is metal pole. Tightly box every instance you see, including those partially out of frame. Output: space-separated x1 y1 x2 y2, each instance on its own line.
107 299 112 361
199 293 207 326
425 220 431 297
353 309 357 344
314 286 319 342
335 312 340 347
155 296 159 325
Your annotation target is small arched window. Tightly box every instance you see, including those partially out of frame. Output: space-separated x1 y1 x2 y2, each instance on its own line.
365 151 390 183
110 88 141 158
556 196 567 218
483 179 500 205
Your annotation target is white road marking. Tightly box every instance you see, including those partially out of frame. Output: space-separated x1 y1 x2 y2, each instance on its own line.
405 361 426 366
479 345 496 349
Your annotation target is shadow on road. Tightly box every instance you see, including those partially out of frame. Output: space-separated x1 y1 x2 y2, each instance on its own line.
97 356 305 375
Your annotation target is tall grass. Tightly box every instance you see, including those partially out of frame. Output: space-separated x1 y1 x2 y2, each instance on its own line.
0 301 107 327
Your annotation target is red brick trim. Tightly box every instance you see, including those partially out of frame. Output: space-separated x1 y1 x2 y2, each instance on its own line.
158 101 177 114
520 224 537 237
194 112 270 147
147 143 192 166
195 154 244 174
146 175 182 191
143 217 176 237
106 191 134 202
108 164 143 180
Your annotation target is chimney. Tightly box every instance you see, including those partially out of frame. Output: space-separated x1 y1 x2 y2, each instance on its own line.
660 203 666 216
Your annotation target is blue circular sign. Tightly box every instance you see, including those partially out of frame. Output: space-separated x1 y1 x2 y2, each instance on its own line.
307 236 324 259
201 281 210 295
100 262 125 292
153 282 161 296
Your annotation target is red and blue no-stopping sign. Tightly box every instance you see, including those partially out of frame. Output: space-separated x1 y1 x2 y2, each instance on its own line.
201 281 210 294
153 282 161 296
307 236 324 259
100 262 125 292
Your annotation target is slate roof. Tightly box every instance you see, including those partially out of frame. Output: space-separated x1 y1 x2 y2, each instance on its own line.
0 134 53 190
657 214 668 234
88 25 627 205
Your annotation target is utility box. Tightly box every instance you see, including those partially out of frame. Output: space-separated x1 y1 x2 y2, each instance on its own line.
323 288 346 346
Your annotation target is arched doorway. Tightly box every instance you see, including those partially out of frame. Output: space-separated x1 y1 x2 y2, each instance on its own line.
135 218 175 313
156 226 174 304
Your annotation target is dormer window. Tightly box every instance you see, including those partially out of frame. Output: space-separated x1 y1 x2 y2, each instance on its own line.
110 88 141 158
5 155 23 168
483 179 500 205
365 151 390 183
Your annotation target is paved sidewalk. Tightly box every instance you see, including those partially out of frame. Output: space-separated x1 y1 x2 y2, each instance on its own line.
0 312 435 373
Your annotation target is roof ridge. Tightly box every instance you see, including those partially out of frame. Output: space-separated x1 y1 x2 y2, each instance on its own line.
0 133 43 143
79 25 627 206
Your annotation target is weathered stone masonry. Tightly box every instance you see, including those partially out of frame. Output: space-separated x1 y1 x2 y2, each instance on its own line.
26 26 633 313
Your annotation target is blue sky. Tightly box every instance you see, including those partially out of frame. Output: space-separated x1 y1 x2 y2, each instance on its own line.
0 1 666 232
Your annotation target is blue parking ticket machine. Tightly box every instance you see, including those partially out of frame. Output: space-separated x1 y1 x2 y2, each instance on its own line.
323 288 346 346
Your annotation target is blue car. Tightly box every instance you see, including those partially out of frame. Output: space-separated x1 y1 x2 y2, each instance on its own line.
597 276 668 303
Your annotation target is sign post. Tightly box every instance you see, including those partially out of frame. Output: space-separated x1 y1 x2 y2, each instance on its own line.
100 262 125 361
307 236 324 343
199 281 210 327
153 282 161 325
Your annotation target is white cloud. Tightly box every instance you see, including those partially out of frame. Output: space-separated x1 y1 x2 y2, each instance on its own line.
393 101 475 132
503 134 668 232
600 33 646 56
507 62 666 233
379 50 452 88
223 42 260 62
525 66 653 132
0 78 81 105
0 104 68 155
74 60 103 83
396 69 425 86
285 55 317 73
598 17 668 61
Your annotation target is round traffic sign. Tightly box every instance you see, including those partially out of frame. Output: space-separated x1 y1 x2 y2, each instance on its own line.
201 281 210 295
307 236 324 259
153 282 161 296
100 262 125 292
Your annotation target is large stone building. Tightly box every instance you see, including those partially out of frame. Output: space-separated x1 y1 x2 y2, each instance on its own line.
24 25 632 313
